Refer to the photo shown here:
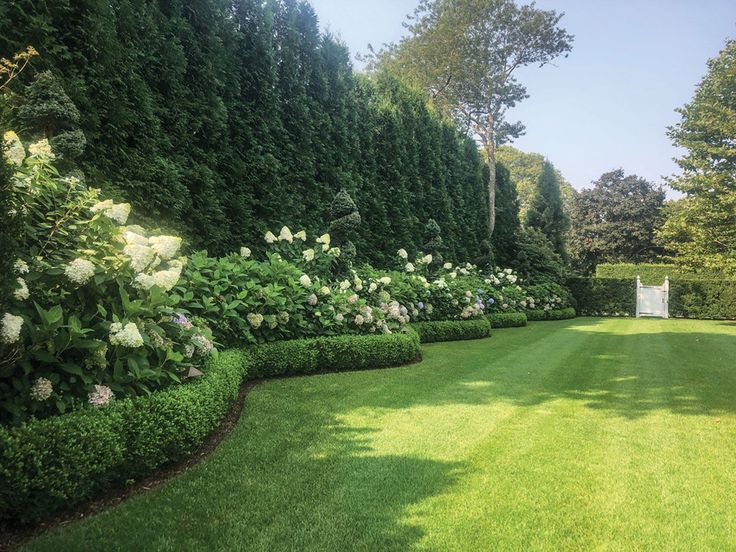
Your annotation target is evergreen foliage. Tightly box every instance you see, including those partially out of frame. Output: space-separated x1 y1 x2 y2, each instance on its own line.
423 219 444 273
328 189 361 273
525 161 569 259
0 0 488 264
492 162 520 267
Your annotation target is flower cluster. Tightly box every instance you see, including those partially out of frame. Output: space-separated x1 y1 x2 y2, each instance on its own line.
65 258 96 286
88 384 114 407
109 322 144 348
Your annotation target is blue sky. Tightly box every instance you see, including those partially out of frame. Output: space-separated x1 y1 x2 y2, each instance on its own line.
308 0 736 195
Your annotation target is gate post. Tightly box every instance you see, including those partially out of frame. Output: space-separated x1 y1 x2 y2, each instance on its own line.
663 276 669 319
636 276 641 318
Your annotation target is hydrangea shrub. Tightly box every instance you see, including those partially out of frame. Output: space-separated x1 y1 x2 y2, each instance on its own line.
0 136 213 423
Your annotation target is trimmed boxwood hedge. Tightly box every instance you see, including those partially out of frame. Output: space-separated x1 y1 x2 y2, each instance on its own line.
488 312 528 328
410 318 491 343
246 331 421 379
0 331 423 524
0 349 249 523
526 307 577 321
567 277 636 317
669 281 736 319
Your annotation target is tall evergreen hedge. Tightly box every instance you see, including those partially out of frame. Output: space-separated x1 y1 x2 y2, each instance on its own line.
0 0 488 264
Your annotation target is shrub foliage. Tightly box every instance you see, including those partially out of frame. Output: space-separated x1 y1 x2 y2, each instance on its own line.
411 319 492 343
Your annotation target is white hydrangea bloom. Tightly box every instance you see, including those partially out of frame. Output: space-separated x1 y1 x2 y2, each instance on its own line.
354 314 365 326
134 264 181 291
335 313 344 322
265 231 277 243
316 233 330 245
369 282 378 292
124 244 156 272
240 247 251 258
397 248 408 259
13 259 29 274
30 377 53 401
443 262 453 270
299 274 312 287
295 230 307 241
339 280 351 291
405 263 415 273
421 254 433 265
148 235 182 260
278 226 293 243
123 230 149 246
28 138 54 158
109 322 143 348
348 294 359 304
328 247 341 257
106 203 131 225
320 286 331 296
449 272 457 279
88 384 114 407
308 293 318 306
91 199 114 213
303 248 315 262
14 278 29 301
1 313 23 344
65 258 95 286
3 131 25 166
378 277 391 285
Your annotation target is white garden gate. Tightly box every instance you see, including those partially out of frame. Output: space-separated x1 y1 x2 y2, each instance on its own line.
636 276 669 318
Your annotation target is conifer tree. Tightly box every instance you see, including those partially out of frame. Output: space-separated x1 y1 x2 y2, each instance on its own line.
525 161 569 260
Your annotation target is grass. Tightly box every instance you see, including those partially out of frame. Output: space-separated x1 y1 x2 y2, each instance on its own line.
23 318 736 551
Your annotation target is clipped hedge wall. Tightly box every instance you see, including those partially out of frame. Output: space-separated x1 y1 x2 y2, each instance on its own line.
670 281 736 319
0 349 249 523
526 307 577 321
595 263 722 284
488 312 528 328
410 318 491 343
567 277 636 317
247 331 422 379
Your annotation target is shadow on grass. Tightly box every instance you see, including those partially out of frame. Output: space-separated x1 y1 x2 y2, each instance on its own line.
25 387 466 552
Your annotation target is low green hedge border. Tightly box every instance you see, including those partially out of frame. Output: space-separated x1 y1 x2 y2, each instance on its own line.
247 331 421 379
526 307 577 321
0 349 249 524
410 318 491 343
0 331 422 524
488 312 528 328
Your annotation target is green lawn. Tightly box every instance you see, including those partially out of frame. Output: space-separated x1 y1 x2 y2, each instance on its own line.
24 318 736 551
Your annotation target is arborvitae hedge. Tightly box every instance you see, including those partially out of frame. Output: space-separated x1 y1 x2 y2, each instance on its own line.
0 0 488 264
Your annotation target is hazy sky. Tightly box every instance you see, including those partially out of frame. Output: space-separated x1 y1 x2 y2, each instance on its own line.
308 0 736 194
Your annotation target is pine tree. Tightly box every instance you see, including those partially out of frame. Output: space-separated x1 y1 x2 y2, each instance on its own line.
525 161 569 260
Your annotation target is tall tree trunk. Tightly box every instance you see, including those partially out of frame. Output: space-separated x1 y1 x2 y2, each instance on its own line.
484 137 496 237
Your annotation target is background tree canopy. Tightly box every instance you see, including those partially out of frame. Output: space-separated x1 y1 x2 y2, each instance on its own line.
496 145 575 221
568 169 665 274
0 0 489 266
658 39 736 274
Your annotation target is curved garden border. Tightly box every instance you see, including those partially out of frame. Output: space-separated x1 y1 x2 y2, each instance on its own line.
0 331 421 526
